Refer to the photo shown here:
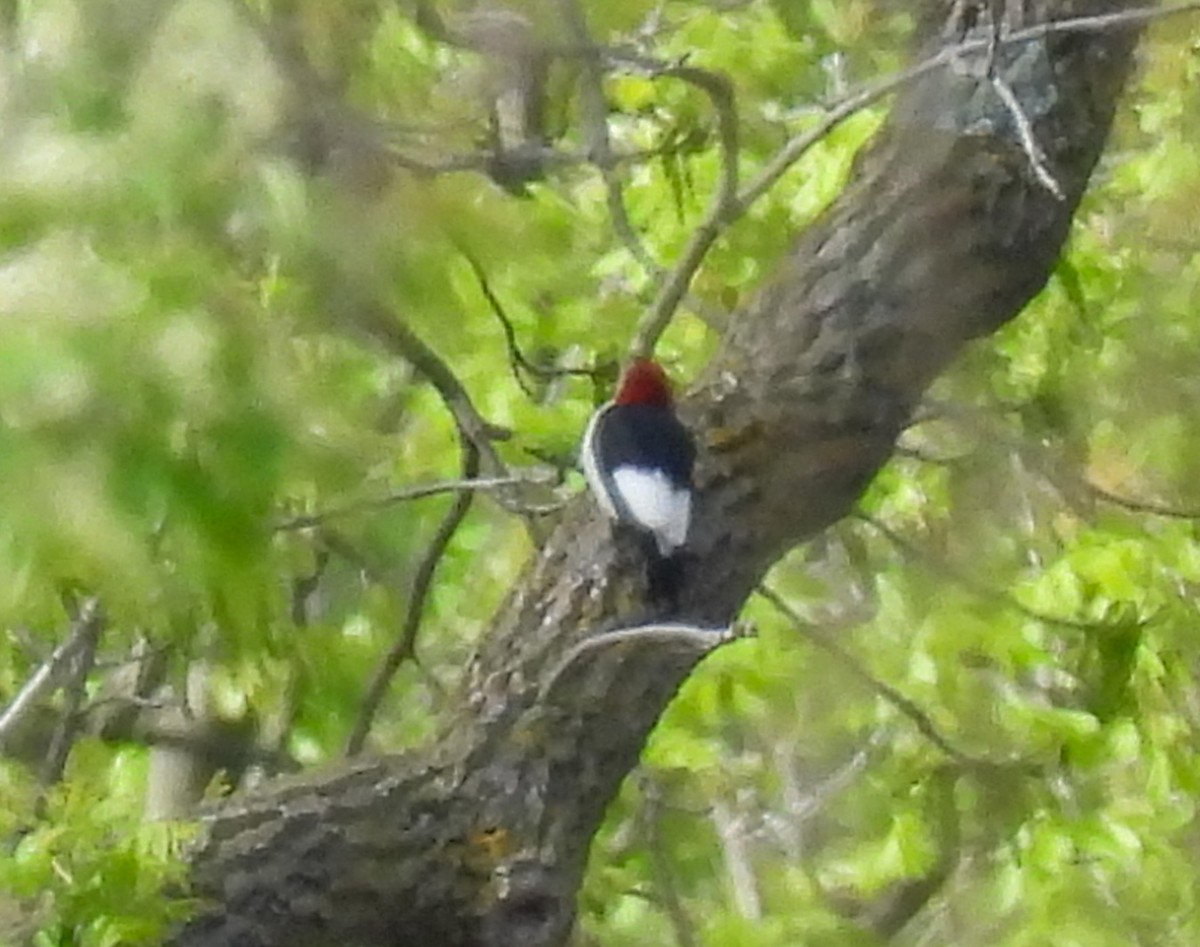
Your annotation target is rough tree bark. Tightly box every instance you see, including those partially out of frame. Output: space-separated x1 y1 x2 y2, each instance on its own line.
175 2 1142 945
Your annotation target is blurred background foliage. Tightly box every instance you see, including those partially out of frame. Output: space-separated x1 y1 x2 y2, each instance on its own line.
0 0 1197 944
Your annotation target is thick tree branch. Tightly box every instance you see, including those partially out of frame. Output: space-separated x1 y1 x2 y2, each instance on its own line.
176 4 1151 945
632 0 1200 356
742 0 1200 211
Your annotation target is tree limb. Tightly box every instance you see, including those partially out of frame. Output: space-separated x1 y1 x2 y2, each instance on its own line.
275 472 557 532
175 4 1152 945
345 437 480 756
35 598 104 792
630 0 1200 357
0 604 103 753
756 585 985 766
629 61 739 357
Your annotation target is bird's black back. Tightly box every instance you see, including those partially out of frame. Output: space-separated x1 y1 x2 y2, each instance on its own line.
592 403 695 481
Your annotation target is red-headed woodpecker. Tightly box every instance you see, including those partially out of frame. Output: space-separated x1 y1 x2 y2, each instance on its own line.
582 358 696 603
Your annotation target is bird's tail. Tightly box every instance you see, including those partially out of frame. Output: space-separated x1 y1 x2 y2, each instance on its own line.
637 534 686 610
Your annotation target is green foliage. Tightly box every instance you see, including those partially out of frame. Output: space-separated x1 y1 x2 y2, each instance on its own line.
0 743 196 945
583 15 1200 947
0 1 1198 945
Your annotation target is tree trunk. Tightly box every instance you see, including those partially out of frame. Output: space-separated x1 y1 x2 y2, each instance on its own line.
175 3 1142 945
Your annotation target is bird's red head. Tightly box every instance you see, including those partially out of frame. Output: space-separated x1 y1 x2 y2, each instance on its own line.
614 357 673 407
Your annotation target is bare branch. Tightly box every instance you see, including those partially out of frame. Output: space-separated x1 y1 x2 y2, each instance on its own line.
740 1 1200 212
275 472 556 532
349 305 509 473
327 233 552 759
990 74 1065 199
626 1 1200 357
601 170 663 278
757 585 1009 769
38 598 104 790
464 254 536 399
629 61 739 357
457 249 602 394
554 0 662 276
345 439 481 756
1087 482 1200 520
539 621 739 705
855 513 1106 633
638 776 700 947
710 797 761 921
0 614 100 751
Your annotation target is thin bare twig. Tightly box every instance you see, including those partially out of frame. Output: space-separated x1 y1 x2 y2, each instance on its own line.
1087 482 1200 520
602 169 664 278
757 585 996 768
639 776 700 947
737 52 956 215
338 304 521 753
464 253 535 398
555 0 662 276
990 74 1065 199
629 61 739 357
350 304 508 473
456 249 599 394
345 297 544 525
710 797 762 921
855 513 1105 633
539 621 739 705
345 439 480 756
275 473 553 532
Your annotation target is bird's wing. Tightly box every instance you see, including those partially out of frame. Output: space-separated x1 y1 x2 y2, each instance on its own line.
611 467 691 554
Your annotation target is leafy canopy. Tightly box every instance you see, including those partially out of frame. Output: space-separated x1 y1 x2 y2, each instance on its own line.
0 1 1198 944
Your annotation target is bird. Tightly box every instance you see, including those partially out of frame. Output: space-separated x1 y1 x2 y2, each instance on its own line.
581 358 696 605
